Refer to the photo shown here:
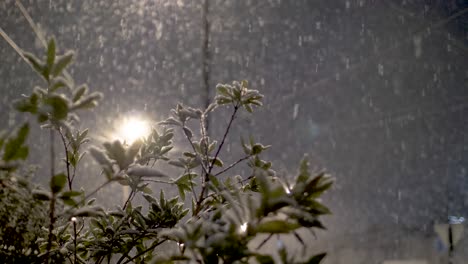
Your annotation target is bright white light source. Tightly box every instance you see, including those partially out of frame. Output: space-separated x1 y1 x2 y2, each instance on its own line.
71 217 77 222
177 242 185 252
116 117 151 144
239 222 248 234
282 183 293 194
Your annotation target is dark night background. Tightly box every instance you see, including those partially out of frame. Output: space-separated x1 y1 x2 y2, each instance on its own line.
1 0 467 263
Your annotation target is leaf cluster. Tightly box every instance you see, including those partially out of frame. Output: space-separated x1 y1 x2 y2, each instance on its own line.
1 39 334 264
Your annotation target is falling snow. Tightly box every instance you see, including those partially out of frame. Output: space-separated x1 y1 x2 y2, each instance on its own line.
0 0 467 263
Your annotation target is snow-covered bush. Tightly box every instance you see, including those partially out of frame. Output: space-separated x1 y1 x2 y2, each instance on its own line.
0 38 333 264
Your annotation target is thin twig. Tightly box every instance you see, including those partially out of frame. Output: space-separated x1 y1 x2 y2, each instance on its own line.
73 221 77 264
143 179 173 184
208 104 239 174
58 128 72 190
15 0 47 47
121 239 167 264
200 115 210 165
50 129 55 178
45 193 56 264
44 129 56 264
197 115 210 200
115 224 161 264
187 169 198 202
123 190 135 210
214 155 251 177
256 234 274 250
183 125 209 175
194 104 240 216
0 27 30 64
59 179 112 217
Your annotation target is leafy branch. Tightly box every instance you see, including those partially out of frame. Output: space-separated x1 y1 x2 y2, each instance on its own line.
2 32 333 264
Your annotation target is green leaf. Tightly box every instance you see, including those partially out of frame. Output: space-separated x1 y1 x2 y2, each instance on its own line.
252 144 263 155
208 174 220 190
2 123 29 161
126 139 142 165
158 117 182 126
303 253 327 264
73 207 105 217
46 38 56 71
32 189 52 201
71 92 102 110
45 95 69 120
72 85 88 102
168 160 185 168
174 173 197 200
215 95 232 105
60 190 82 199
255 255 275 264
256 220 300 234
89 147 113 179
297 156 310 183
23 52 44 76
50 78 70 92
142 193 156 203
244 104 253 113
183 127 193 139
307 200 332 215
104 140 126 170
304 173 333 198
240 137 251 155
13 94 38 114
38 113 48 123
50 173 67 194
211 157 223 167
216 85 230 97
61 197 77 206
127 165 168 178
77 129 89 143
52 51 74 77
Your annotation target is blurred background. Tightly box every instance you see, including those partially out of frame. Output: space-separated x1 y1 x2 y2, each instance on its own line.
1 0 467 263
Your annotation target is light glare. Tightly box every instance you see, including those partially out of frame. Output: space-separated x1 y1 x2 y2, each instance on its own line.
239 222 248 234
116 117 151 144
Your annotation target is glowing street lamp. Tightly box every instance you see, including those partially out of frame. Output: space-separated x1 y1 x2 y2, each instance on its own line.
114 116 151 145
111 115 152 204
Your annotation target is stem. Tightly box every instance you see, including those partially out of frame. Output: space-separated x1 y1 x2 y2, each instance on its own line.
121 239 167 264
200 115 210 166
144 179 173 184
15 0 47 47
44 129 56 264
187 169 198 202
123 189 135 210
183 126 209 175
208 105 239 174
0 27 32 67
71 165 77 187
256 234 273 250
45 194 56 264
116 226 160 264
73 221 77 264
58 128 72 190
193 104 239 216
59 180 112 217
50 129 55 178
214 155 251 177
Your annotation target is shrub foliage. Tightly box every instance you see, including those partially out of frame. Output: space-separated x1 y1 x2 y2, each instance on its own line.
0 38 333 264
